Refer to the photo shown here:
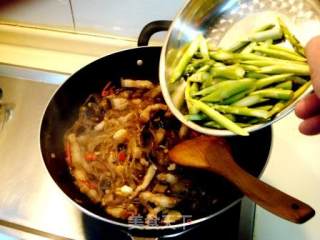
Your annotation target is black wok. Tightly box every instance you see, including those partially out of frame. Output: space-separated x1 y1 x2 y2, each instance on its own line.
40 21 272 238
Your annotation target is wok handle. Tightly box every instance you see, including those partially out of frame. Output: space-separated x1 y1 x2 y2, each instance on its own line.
138 20 171 46
219 160 316 224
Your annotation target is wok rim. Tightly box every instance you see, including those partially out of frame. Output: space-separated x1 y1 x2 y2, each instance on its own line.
39 45 273 231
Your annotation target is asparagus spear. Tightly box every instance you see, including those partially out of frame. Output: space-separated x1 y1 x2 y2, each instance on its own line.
278 18 305 57
250 88 293 100
248 24 283 42
255 73 293 89
203 120 248 129
255 105 273 111
221 89 253 105
212 105 269 119
200 79 255 102
211 64 245 79
241 42 257 54
241 59 308 67
191 100 249 136
275 81 292 90
246 72 269 79
241 64 260 72
185 80 199 114
187 71 211 83
237 53 307 66
253 46 306 61
185 113 209 121
232 95 268 107
259 64 309 76
268 44 303 58
199 34 209 59
170 35 201 83
171 81 186 109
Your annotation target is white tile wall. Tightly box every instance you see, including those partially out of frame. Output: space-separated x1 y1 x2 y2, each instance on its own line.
0 0 73 30
0 0 186 40
70 0 186 39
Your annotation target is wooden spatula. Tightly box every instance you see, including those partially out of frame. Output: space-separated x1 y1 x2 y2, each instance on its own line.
169 135 315 224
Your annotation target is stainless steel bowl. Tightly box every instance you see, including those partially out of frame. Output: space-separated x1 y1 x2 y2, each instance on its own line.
160 0 320 136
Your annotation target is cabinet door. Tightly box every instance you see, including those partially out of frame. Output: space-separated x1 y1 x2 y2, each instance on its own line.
0 0 74 30
71 0 185 39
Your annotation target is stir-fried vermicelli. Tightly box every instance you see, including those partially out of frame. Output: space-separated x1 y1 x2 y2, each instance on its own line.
64 79 206 225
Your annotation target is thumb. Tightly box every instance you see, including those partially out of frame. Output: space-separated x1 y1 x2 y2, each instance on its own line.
306 36 320 98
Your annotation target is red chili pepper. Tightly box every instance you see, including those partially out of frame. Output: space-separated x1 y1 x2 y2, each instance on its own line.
118 151 126 162
85 152 97 161
101 81 112 97
80 180 97 189
65 142 72 166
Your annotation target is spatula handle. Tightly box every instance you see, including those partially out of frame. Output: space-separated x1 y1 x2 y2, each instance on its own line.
221 163 315 224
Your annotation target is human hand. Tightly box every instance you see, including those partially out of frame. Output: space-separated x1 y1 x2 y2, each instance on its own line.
295 36 320 135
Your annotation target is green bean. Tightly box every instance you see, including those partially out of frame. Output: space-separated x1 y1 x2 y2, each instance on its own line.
211 65 245 79
171 35 201 83
212 105 269 119
275 81 292 90
250 88 293 100
255 74 293 89
253 46 306 61
259 65 309 76
200 79 255 102
232 95 268 107
278 18 305 57
191 100 249 136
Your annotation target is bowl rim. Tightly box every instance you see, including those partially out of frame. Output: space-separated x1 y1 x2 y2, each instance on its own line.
158 4 313 137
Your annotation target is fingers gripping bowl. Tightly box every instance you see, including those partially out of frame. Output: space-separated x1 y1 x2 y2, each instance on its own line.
159 0 320 136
